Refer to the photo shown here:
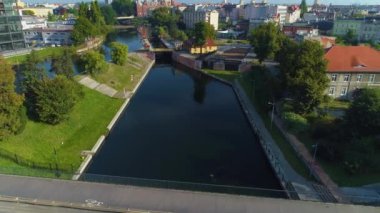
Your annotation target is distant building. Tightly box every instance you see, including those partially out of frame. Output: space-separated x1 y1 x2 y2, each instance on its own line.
21 15 47 29
325 46 380 99
282 22 318 38
0 0 26 52
244 3 287 25
136 0 174 17
20 7 54 17
333 18 380 43
183 5 219 30
286 5 301 24
105 0 113 5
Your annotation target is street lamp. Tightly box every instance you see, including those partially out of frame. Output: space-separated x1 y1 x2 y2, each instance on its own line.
309 143 319 177
268 101 275 130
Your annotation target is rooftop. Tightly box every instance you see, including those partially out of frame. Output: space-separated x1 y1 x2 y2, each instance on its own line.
325 46 380 73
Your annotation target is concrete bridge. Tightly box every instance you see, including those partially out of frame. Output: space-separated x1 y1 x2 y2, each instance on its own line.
0 174 377 213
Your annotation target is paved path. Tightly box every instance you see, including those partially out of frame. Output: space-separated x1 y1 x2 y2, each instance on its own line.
78 76 118 97
0 174 377 213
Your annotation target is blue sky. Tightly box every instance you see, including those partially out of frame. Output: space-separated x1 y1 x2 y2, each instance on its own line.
23 0 380 5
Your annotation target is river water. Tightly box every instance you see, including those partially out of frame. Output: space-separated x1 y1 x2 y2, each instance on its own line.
83 30 283 196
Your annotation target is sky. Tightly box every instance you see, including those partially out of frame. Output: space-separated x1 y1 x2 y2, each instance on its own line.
23 0 380 5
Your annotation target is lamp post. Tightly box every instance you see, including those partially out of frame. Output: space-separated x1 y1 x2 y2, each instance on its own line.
268 101 275 130
309 143 319 177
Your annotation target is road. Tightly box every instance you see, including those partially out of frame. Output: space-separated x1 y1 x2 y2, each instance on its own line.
0 174 377 213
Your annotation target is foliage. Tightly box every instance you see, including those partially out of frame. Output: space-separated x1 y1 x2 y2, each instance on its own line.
194 22 216 46
71 17 99 44
277 40 329 114
300 0 308 17
249 22 283 63
51 47 75 78
31 76 83 125
72 1 107 44
343 29 358 45
110 42 128 65
282 112 309 133
0 57 25 140
81 51 108 76
101 5 117 25
150 7 178 27
22 10 35 16
345 88 380 136
112 0 135 16
21 50 45 92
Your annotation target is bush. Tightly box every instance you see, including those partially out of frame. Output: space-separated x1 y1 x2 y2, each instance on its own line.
15 106 28 135
282 112 309 133
81 51 108 76
110 42 128 65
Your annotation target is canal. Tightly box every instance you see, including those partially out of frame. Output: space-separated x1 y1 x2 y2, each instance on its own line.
83 30 284 196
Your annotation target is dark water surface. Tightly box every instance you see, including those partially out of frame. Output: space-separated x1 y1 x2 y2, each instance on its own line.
86 64 282 192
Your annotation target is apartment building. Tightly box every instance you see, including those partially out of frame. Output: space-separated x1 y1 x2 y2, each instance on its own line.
183 5 219 30
333 18 380 43
325 46 380 99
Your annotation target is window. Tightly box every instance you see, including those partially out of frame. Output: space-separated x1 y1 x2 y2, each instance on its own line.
369 74 375 83
343 74 350 82
356 74 362 82
328 87 335 95
341 87 348 96
331 74 337 82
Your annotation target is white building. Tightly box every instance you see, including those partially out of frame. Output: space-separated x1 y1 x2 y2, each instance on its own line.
244 3 287 25
286 5 301 24
183 5 219 30
21 16 47 30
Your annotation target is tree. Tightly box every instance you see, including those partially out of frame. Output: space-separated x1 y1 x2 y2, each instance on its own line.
278 40 329 114
22 50 45 92
0 57 25 139
194 22 216 46
22 10 35 16
81 51 108 76
300 0 308 17
345 88 380 136
176 30 188 41
111 0 135 16
249 22 283 63
101 5 117 25
344 29 358 45
31 76 82 124
71 17 99 44
150 7 176 27
89 1 106 28
51 47 75 78
110 42 128 65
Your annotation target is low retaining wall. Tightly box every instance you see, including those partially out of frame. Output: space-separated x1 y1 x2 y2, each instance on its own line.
72 58 156 180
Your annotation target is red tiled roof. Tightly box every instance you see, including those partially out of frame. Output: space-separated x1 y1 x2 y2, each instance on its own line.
325 46 380 73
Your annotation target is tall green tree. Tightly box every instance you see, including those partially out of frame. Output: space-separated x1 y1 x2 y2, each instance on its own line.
51 47 75 78
110 42 128 65
249 22 283 63
111 0 135 16
31 76 83 124
150 7 178 27
194 22 216 45
300 0 308 17
22 50 45 92
0 57 25 139
278 40 329 114
71 16 99 44
81 51 108 76
345 88 380 136
89 1 106 27
101 5 117 25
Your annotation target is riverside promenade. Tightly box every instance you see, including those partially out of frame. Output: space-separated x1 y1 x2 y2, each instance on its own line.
0 174 377 213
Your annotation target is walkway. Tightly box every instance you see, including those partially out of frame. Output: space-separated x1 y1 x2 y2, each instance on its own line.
77 76 118 97
0 174 377 213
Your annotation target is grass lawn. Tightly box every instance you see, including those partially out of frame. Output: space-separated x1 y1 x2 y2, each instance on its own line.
202 69 241 82
319 99 351 110
215 39 250 46
0 86 123 175
5 47 64 65
94 54 149 91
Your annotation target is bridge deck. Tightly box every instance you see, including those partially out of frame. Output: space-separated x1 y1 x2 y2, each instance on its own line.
0 174 377 213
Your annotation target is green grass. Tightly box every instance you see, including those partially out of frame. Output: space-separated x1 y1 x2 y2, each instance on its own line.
238 70 311 179
5 47 64 65
215 39 250 46
202 69 240 82
319 100 350 110
94 54 149 91
0 86 123 173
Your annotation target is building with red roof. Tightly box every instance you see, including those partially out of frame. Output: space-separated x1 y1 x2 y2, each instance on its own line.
325 45 380 99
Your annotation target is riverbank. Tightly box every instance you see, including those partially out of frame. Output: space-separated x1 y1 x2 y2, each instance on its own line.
72 56 155 180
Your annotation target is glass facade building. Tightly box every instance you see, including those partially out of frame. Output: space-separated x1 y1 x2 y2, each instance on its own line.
0 0 25 51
